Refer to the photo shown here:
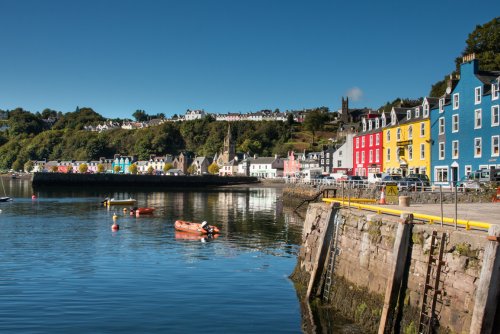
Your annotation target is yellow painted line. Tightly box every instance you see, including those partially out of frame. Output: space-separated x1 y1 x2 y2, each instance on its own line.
322 198 491 231
328 197 378 203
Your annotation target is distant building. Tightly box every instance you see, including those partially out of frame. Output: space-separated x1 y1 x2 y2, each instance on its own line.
184 109 206 121
249 156 284 178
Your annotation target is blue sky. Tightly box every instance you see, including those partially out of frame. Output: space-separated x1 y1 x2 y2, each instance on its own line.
0 1 498 119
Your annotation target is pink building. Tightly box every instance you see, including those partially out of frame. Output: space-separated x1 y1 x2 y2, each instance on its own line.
283 151 301 177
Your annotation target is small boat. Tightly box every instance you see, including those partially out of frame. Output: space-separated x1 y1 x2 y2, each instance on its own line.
174 220 220 234
0 197 12 202
131 207 155 215
175 231 219 241
103 198 137 206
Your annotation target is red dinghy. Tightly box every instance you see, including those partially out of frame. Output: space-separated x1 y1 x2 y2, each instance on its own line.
174 220 220 234
131 208 155 216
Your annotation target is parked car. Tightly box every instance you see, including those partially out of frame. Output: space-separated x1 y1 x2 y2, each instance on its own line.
398 177 423 191
407 173 431 187
368 173 383 184
456 175 481 191
344 175 366 188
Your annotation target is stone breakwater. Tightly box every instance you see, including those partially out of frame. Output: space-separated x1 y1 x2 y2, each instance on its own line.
31 172 260 188
290 203 499 333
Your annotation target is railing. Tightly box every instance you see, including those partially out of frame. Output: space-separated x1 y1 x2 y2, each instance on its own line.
321 198 491 231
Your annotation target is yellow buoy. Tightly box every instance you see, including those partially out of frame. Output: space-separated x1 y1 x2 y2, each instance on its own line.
113 213 118 221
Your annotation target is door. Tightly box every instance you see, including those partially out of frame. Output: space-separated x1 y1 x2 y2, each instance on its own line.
451 167 458 186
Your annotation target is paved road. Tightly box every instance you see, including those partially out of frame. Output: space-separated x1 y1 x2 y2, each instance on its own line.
375 202 500 226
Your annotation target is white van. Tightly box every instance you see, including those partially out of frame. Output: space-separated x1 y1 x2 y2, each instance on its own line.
368 173 383 184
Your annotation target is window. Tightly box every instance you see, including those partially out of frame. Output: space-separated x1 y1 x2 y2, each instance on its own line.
356 152 359 164
368 120 372 131
387 130 391 142
465 165 472 176
439 117 445 135
369 150 373 162
375 149 379 162
339 150 342 157
361 137 365 148
493 81 499 100
474 138 482 157
423 104 429 117
475 86 482 104
382 115 386 127
453 93 459 110
396 128 401 141
439 142 445 160
492 105 499 126
452 114 459 132
356 138 359 148
362 121 366 131
376 134 380 146
420 143 425 160
420 122 425 137
492 135 499 157
452 140 459 159
369 135 373 147
415 107 420 118
407 110 411 120
435 167 448 183
408 145 413 160
408 125 413 139
475 109 482 129
337 160 342 167
375 118 379 129
361 151 365 163
439 98 444 113
391 112 396 125
387 148 391 161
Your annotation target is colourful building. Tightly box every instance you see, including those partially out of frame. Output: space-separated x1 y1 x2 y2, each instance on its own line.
382 100 434 177
353 117 383 176
430 55 500 185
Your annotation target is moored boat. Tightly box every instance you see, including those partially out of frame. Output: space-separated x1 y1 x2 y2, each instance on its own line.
174 220 220 234
0 196 12 202
131 207 155 215
174 231 219 241
103 198 137 206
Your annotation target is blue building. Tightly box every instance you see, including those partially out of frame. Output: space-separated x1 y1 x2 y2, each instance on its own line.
111 154 136 174
430 55 500 185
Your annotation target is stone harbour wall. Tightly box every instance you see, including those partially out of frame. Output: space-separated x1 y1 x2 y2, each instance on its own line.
291 203 499 334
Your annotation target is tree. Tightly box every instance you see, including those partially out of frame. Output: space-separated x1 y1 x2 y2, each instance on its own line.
11 159 23 172
163 163 173 173
114 165 121 173
455 17 500 71
97 163 105 173
67 165 73 173
79 163 88 173
24 160 34 173
187 164 196 175
132 110 148 122
208 162 219 175
147 166 154 175
128 163 138 174
303 109 328 145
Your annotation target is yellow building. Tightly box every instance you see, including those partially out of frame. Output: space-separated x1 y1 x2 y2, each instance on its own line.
381 99 436 176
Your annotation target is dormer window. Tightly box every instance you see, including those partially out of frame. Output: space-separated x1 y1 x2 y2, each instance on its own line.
439 98 444 113
475 86 482 104
362 120 366 131
375 118 380 129
407 110 411 120
391 111 396 125
368 120 372 131
415 108 420 118
381 115 386 127
453 93 459 110
423 104 429 117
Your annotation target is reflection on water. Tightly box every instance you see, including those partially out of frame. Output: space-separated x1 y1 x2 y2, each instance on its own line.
0 179 306 333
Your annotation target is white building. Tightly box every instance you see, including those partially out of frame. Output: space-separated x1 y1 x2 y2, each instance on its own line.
249 156 284 178
185 109 206 121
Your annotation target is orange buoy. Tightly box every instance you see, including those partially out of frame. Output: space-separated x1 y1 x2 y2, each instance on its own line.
32 194 37 200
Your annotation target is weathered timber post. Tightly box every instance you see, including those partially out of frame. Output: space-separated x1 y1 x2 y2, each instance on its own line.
469 225 500 334
305 203 338 300
378 213 413 334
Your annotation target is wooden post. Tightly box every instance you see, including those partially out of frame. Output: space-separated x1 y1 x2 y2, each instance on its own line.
470 225 500 334
378 213 413 334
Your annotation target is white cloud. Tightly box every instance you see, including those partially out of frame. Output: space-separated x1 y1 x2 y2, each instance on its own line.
346 87 363 101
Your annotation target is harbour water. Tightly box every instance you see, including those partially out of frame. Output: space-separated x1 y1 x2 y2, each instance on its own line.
0 178 303 333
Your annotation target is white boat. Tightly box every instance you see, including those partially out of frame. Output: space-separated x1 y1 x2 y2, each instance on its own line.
103 198 137 206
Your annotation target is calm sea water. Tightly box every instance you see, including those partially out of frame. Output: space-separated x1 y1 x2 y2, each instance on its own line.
0 178 304 334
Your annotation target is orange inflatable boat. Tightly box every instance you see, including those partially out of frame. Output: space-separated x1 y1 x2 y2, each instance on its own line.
131 208 155 215
174 220 220 234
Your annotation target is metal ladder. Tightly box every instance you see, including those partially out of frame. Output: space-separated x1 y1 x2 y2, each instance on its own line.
418 231 446 334
322 213 342 303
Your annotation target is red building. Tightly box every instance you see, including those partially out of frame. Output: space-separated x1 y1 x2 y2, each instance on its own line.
353 117 383 177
